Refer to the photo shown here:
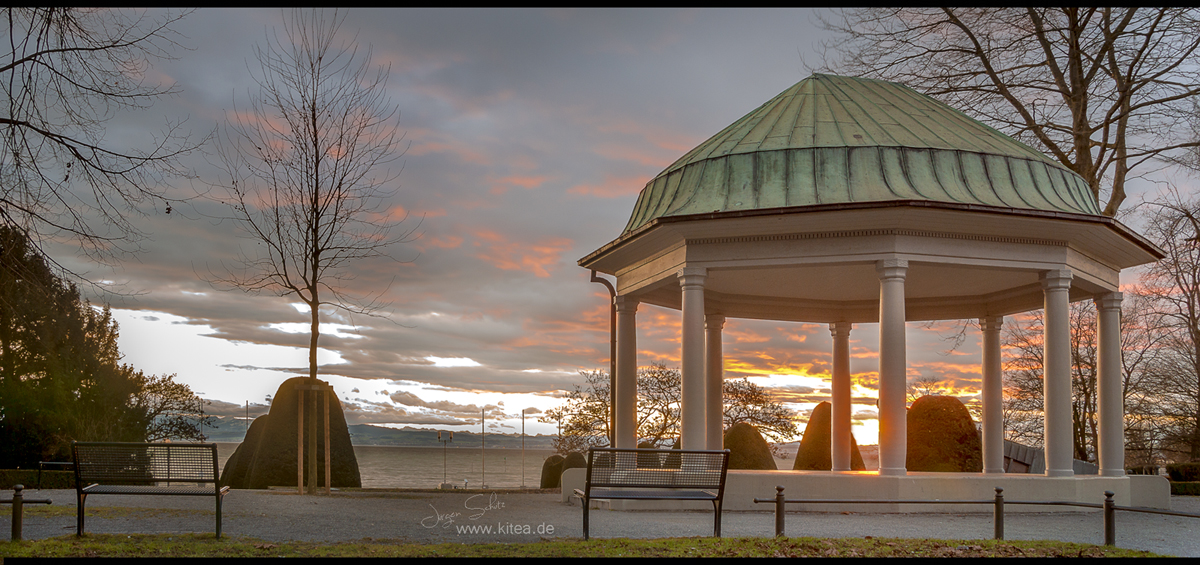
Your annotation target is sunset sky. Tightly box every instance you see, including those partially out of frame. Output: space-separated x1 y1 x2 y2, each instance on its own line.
46 8 1159 444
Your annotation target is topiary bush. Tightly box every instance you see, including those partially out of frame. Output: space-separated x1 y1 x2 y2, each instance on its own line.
1167 463 1200 482
235 377 361 489
793 402 866 470
905 395 982 472
1171 482 1200 496
539 455 564 488
723 422 777 470
561 451 587 477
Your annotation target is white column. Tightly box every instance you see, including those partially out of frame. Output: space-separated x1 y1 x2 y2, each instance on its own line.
980 316 1004 473
678 267 708 451
706 314 726 450
614 295 639 449
1096 292 1125 477
1042 269 1074 477
877 259 908 476
830 321 853 471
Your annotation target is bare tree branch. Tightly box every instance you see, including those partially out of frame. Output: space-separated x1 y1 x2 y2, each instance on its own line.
0 8 201 278
818 8 1200 216
207 9 418 492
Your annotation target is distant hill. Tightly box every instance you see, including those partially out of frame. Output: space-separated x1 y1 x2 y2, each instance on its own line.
200 416 557 449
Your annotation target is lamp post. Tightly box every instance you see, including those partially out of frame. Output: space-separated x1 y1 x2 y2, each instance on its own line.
521 409 527 488
438 430 453 488
481 409 486 489
196 392 206 442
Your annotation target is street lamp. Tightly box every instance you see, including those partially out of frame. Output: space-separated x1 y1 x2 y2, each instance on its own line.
438 430 453 488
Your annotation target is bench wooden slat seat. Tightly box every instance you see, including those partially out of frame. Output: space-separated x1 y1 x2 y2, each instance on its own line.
72 441 230 538
572 447 730 540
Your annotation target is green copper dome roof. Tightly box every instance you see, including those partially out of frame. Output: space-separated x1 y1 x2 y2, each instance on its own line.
622 74 1101 234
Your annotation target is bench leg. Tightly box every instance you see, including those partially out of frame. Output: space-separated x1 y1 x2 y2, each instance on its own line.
582 497 590 541
713 500 722 538
76 493 86 537
216 495 222 539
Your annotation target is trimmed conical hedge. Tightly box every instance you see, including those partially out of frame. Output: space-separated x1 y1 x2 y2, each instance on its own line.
221 376 361 489
793 401 865 470
723 422 777 470
906 395 982 472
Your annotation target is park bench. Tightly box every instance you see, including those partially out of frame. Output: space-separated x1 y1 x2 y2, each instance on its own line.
72 441 230 538
572 447 730 540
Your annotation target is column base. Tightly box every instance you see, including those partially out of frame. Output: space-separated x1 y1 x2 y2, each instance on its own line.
879 467 907 476
1101 470 1126 477
1046 469 1074 477
983 468 1005 474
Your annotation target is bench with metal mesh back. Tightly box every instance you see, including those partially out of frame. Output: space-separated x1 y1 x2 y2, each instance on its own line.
72 442 230 538
572 447 730 540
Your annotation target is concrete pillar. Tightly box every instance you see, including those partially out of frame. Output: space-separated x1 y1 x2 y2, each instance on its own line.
830 321 853 471
1096 292 1125 477
1042 269 1074 477
706 314 726 450
678 267 708 451
877 259 908 476
980 316 1004 473
614 295 639 449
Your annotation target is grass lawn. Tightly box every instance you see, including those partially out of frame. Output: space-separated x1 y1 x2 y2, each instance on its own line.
0 533 1162 558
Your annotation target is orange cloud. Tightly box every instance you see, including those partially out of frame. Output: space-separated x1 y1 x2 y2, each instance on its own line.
416 234 464 250
471 230 574 278
498 175 550 189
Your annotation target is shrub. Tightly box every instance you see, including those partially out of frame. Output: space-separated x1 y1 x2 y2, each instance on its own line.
792 402 866 470
0 469 74 490
723 422 777 470
1170 482 1200 496
906 396 982 473
1167 463 1200 482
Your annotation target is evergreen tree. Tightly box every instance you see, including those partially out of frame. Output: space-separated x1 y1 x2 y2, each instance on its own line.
0 226 209 467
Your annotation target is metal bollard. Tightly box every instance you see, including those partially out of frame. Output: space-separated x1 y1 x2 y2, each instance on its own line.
993 487 1004 540
1104 491 1115 546
3 484 53 542
774 486 786 537
10 484 22 542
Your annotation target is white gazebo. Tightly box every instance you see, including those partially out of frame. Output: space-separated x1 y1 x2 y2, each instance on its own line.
572 74 1169 510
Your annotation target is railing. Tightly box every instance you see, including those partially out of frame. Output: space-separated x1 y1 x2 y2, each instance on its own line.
1 485 53 541
753 485 1200 547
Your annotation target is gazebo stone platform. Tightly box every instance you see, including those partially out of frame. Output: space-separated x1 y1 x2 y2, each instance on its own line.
577 74 1167 510
562 468 1171 512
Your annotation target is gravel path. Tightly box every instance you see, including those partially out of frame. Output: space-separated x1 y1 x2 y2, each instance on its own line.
5 488 1200 556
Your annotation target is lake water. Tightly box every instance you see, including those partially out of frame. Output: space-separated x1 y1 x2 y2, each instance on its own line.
216 443 557 489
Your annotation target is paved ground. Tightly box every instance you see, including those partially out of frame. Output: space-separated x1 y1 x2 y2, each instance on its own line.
5 488 1200 556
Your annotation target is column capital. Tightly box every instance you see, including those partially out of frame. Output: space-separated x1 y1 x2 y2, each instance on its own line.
876 258 908 280
1095 292 1123 312
829 321 853 338
677 266 707 288
1041 269 1073 290
614 294 640 312
979 316 1003 333
705 313 726 330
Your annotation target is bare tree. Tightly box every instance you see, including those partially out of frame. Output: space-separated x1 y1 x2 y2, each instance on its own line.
819 8 1200 216
1 8 198 268
211 9 416 492
1137 191 1200 461
541 364 798 454
1002 294 1169 463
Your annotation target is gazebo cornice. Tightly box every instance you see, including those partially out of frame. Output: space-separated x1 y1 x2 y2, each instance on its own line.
578 199 1163 274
